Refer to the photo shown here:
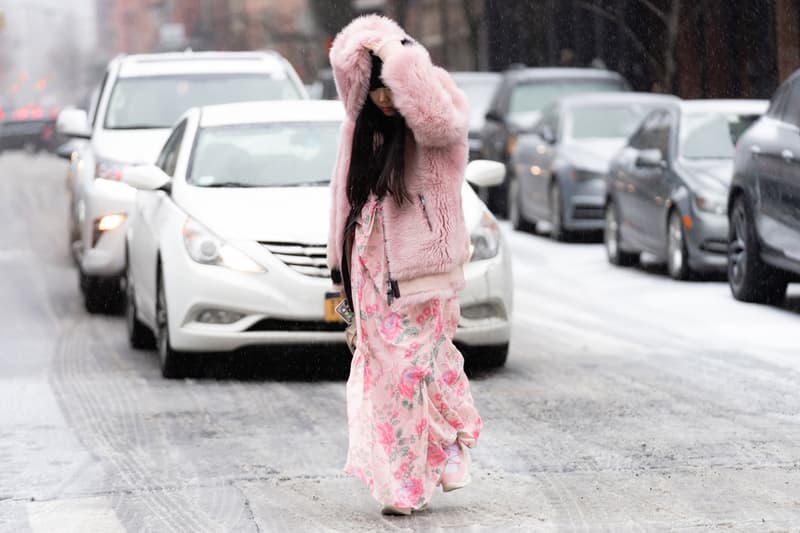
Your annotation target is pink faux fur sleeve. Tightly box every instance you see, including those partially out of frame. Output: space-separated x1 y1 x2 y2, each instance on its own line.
379 43 469 148
326 121 354 285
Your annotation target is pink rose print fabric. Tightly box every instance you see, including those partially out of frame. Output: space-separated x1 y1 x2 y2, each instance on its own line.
343 198 482 509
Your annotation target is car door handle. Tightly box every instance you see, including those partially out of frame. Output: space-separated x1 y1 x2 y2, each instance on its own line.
750 145 761 157
782 149 795 163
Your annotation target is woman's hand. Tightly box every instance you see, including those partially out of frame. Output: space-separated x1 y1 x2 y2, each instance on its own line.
362 37 404 60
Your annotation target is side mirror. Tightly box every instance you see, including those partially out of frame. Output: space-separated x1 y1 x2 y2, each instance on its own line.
540 126 555 144
465 160 506 188
635 149 666 169
56 108 91 139
55 140 79 160
485 110 503 123
121 164 171 191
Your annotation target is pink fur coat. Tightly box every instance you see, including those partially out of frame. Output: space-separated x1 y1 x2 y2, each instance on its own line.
327 15 471 285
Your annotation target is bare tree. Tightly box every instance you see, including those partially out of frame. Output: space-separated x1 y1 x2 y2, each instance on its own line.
575 0 682 91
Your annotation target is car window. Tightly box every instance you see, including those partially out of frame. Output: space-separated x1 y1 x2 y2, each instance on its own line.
679 111 761 159
506 78 625 127
652 111 672 156
535 104 559 139
566 104 660 140
104 73 301 129
628 111 659 150
767 81 789 119
188 122 341 188
156 120 187 177
780 80 800 127
90 71 109 128
453 78 501 130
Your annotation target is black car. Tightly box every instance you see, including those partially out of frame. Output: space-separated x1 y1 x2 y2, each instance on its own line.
604 99 767 280
478 67 629 217
728 74 800 304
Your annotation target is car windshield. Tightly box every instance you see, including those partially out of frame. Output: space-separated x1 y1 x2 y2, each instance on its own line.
567 104 655 139
189 122 341 187
104 74 301 129
508 79 624 125
456 79 499 129
679 111 761 160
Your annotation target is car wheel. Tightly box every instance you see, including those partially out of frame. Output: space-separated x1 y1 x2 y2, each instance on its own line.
667 210 691 280
728 195 788 304
549 183 569 241
467 343 508 368
81 271 123 314
156 269 187 379
604 200 638 266
508 176 535 232
488 180 509 219
125 260 155 349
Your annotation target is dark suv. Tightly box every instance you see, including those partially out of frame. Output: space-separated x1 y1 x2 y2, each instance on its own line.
479 67 629 217
728 72 800 304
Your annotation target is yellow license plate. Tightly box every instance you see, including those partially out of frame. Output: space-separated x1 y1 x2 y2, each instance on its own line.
324 291 344 322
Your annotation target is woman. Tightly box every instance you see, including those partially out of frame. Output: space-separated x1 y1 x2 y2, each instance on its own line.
327 15 482 515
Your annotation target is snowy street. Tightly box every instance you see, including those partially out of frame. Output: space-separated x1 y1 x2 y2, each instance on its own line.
1 153 799 531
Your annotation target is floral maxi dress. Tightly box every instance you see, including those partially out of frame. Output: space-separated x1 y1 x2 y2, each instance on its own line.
343 197 482 509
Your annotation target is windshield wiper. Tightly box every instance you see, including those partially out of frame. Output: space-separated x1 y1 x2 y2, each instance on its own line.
107 125 167 130
201 182 257 188
280 180 330 187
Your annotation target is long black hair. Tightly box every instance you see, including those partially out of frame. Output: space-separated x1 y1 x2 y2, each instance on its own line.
346 54 409 216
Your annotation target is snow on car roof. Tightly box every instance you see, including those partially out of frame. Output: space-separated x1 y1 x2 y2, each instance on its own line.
198 100 346 128
557 92 680 108
116 51 290 78
679 99 769 116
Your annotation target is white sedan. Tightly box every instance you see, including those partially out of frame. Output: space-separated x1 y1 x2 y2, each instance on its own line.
123 100 513 378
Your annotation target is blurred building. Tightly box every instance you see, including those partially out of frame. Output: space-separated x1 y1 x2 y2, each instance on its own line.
95 0 323 81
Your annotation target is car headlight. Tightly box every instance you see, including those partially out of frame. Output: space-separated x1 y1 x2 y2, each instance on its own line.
182 218 265 273
470 211 500 262
94 157 127 181
694 194 726 215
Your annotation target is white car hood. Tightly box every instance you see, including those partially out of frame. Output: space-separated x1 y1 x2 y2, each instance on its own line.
93 129 171 164
178 185 332 243
177 182 487 244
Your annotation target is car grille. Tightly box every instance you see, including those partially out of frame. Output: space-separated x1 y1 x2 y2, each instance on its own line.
260 241 329 278
572 205 605 220
245 318 346 332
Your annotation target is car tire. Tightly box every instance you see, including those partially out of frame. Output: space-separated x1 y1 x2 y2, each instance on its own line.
728 195 788 304
549 182 570 242
487 180 509 219
470 343 508 368
604 200 638 266
667 209 692 280
81 271 123 314
156 268 188 379
508 176 536 232
125 260 155 349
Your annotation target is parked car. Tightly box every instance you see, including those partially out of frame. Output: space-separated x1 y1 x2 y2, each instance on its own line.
508 92 679 239
478 67 629 217
0 105 56 153
451 71 502 161
604 99 768 279
122 100 513 377
728 75 800 304
56 50 308 313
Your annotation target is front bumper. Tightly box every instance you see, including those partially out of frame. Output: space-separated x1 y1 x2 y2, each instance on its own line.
685 207 729 272
78 178 135 278
563 177 606 230
165 238 513 353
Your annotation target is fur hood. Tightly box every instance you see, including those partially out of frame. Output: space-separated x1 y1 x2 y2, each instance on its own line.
327 15 471 287
329 15 409 120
